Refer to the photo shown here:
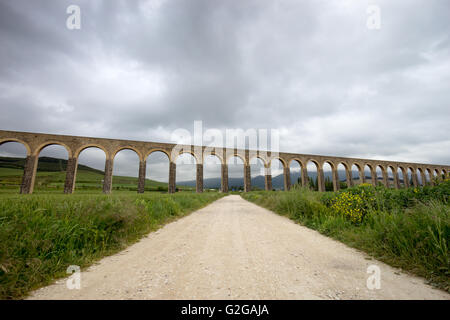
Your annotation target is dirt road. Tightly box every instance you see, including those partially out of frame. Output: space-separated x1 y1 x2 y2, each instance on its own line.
29 195 449 300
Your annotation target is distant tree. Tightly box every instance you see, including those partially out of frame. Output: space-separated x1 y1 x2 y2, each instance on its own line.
325 177 334 191
308 176 319 191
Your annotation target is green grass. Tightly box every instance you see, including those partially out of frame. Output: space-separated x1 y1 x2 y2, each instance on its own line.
0 191 224 299
0 167 195 192
0 156 198 192
242 181 450 292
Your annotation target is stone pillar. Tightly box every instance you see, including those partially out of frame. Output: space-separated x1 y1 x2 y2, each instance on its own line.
103 159 113 194
428 171 434 186
168 162 176 193
283 166 291 191
345 168 353 188
382 169 388 188
420 170 426 186
265 166 272 191
332 169 339 191
302 167 309 188
196 163 203 193
318 167 325 192
20 155 38 194
359 168 365 184
436 170 443 183
64 157 78 194
393 170 400 189
403 170 410 188
411 171 418 188
371 168 377 187
244 164 251 192
137 160 146 194
221 163 228 193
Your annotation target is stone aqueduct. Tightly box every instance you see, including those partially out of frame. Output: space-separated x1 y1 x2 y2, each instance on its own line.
0 130 448 194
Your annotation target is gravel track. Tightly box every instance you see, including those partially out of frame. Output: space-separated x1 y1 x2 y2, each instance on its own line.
29 195 449 300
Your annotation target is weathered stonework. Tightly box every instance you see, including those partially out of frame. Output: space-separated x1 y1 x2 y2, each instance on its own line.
283 166 291 191
63 157 78 194
196 163 203 193
168 162 176 194
103 159 113 194
137 160 146 194
244 165 251 192
265 166 272 191
221 164 228 193
0 130 448 194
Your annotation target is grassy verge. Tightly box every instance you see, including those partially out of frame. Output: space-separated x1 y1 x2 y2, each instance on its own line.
241 181 450 292
0 191 224 299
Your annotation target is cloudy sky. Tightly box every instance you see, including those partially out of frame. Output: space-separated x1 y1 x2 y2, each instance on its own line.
0 0 449 182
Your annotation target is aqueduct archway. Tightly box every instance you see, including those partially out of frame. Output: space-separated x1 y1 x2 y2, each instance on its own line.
0 130 448 194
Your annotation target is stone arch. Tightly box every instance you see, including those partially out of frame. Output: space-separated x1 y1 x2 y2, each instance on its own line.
424 168 431 186
228 155 245 191
145 148 172 162
35 143 70 192
407 167 416 187
112 146 143 161
249 156 266 191
268 157 287 168
145 150 170 192
376 165 387 187
270 158 286 190
323 160 336 191
175 153 197 192
203 154 222 191
173 150 200 165
432 168 439 183
289 159 302 188
0 140 29 192
227 153 247 166
416 168 425 186
112 148 141 192
249 155 267 167
387 165 397 188
35 141 73 158
363 163 375 186
306 158 321 168
351 163 363 185
398 166 408 188
306 159 321 191
337 162 351 189
75 146 107 192
0 138 31 156
323 160 336 170
74 144 109 159
203 149 224 165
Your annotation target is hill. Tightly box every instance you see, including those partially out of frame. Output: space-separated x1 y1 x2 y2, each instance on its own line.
0 156 194 192
179 170 401 190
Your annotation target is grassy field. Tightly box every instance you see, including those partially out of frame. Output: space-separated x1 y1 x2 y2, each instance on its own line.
242 181 450 292
0 191 224 299
0 166 195 192
1 156 448 298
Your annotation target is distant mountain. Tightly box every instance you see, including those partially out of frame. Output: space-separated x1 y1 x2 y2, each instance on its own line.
178 169 401 190
1 156 403 190
179 172 309 190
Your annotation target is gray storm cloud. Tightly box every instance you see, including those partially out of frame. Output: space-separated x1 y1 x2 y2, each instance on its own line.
0 0 449 181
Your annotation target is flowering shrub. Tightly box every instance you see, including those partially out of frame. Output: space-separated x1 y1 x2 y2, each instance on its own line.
330 184 377 224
